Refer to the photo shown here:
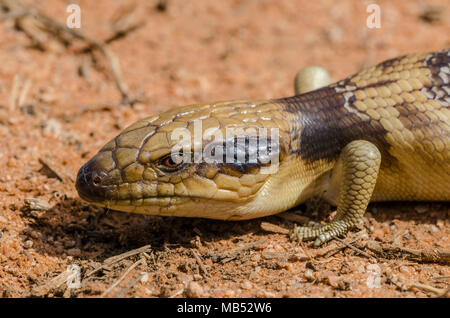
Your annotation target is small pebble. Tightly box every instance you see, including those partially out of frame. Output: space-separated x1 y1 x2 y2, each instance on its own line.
64 240 76 248
326 275 340 289
372 228 385 241
30 231 42 239
253 242 266 251
41 119 62 137
429 225 439 234
241 281 253 290
186 281 204 298
303 269 315 281
67 248 81 257
399 266 410 274
324 25 342 43
223 289 235 297
288 253 308 262
23 240 33 249
249 271 259 281
403 231 411 240
140 272 149 283
145 287 157 296
257 290 276 298
250 253 261 262
24 198 51 211
262 251 276 260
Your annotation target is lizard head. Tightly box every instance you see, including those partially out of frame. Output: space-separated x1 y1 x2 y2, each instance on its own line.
76 100 310 220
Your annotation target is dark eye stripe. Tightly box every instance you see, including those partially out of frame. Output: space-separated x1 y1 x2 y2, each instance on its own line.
221 135 279 165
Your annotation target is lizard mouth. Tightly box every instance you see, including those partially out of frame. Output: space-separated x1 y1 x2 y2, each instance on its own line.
75 162 189 208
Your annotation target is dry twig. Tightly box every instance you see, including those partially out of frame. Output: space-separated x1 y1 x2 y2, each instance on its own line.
411 283 450 298
31 268 74 296
8 75 20 111
192 250 209 277
366 240 450 264
260 222 289 234
100 258 144 298
86 244 151 277
0 8 28 20
218 239 266 264
38 157 64 182
334 236 376 260
169 288 185 298
113 271 148 298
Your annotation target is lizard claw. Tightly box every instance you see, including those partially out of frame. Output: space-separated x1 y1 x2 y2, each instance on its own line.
290 220 351 247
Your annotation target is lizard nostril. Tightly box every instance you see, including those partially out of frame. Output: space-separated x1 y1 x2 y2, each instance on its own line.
92 174 102 186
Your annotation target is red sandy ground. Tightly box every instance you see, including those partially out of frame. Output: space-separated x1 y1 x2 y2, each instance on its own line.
0 0 448 297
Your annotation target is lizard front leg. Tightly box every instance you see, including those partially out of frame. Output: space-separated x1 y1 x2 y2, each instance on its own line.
291 140 381 246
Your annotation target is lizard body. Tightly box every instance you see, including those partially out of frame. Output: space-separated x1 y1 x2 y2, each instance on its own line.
76 49 450 245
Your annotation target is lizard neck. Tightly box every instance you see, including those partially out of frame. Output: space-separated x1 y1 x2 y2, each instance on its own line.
274 85 394 168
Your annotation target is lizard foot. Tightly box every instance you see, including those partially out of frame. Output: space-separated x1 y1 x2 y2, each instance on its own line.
290 140 381 247
290 220 351 247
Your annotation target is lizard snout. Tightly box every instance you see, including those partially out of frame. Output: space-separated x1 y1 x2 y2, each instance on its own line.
75 159 110 202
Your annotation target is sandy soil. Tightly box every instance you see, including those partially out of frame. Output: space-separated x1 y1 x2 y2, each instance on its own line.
0 0 449 298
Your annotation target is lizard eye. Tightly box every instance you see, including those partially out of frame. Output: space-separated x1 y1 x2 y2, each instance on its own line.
159 153 184 171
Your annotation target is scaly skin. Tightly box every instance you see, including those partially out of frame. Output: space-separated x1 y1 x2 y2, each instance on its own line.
76 49 450 246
